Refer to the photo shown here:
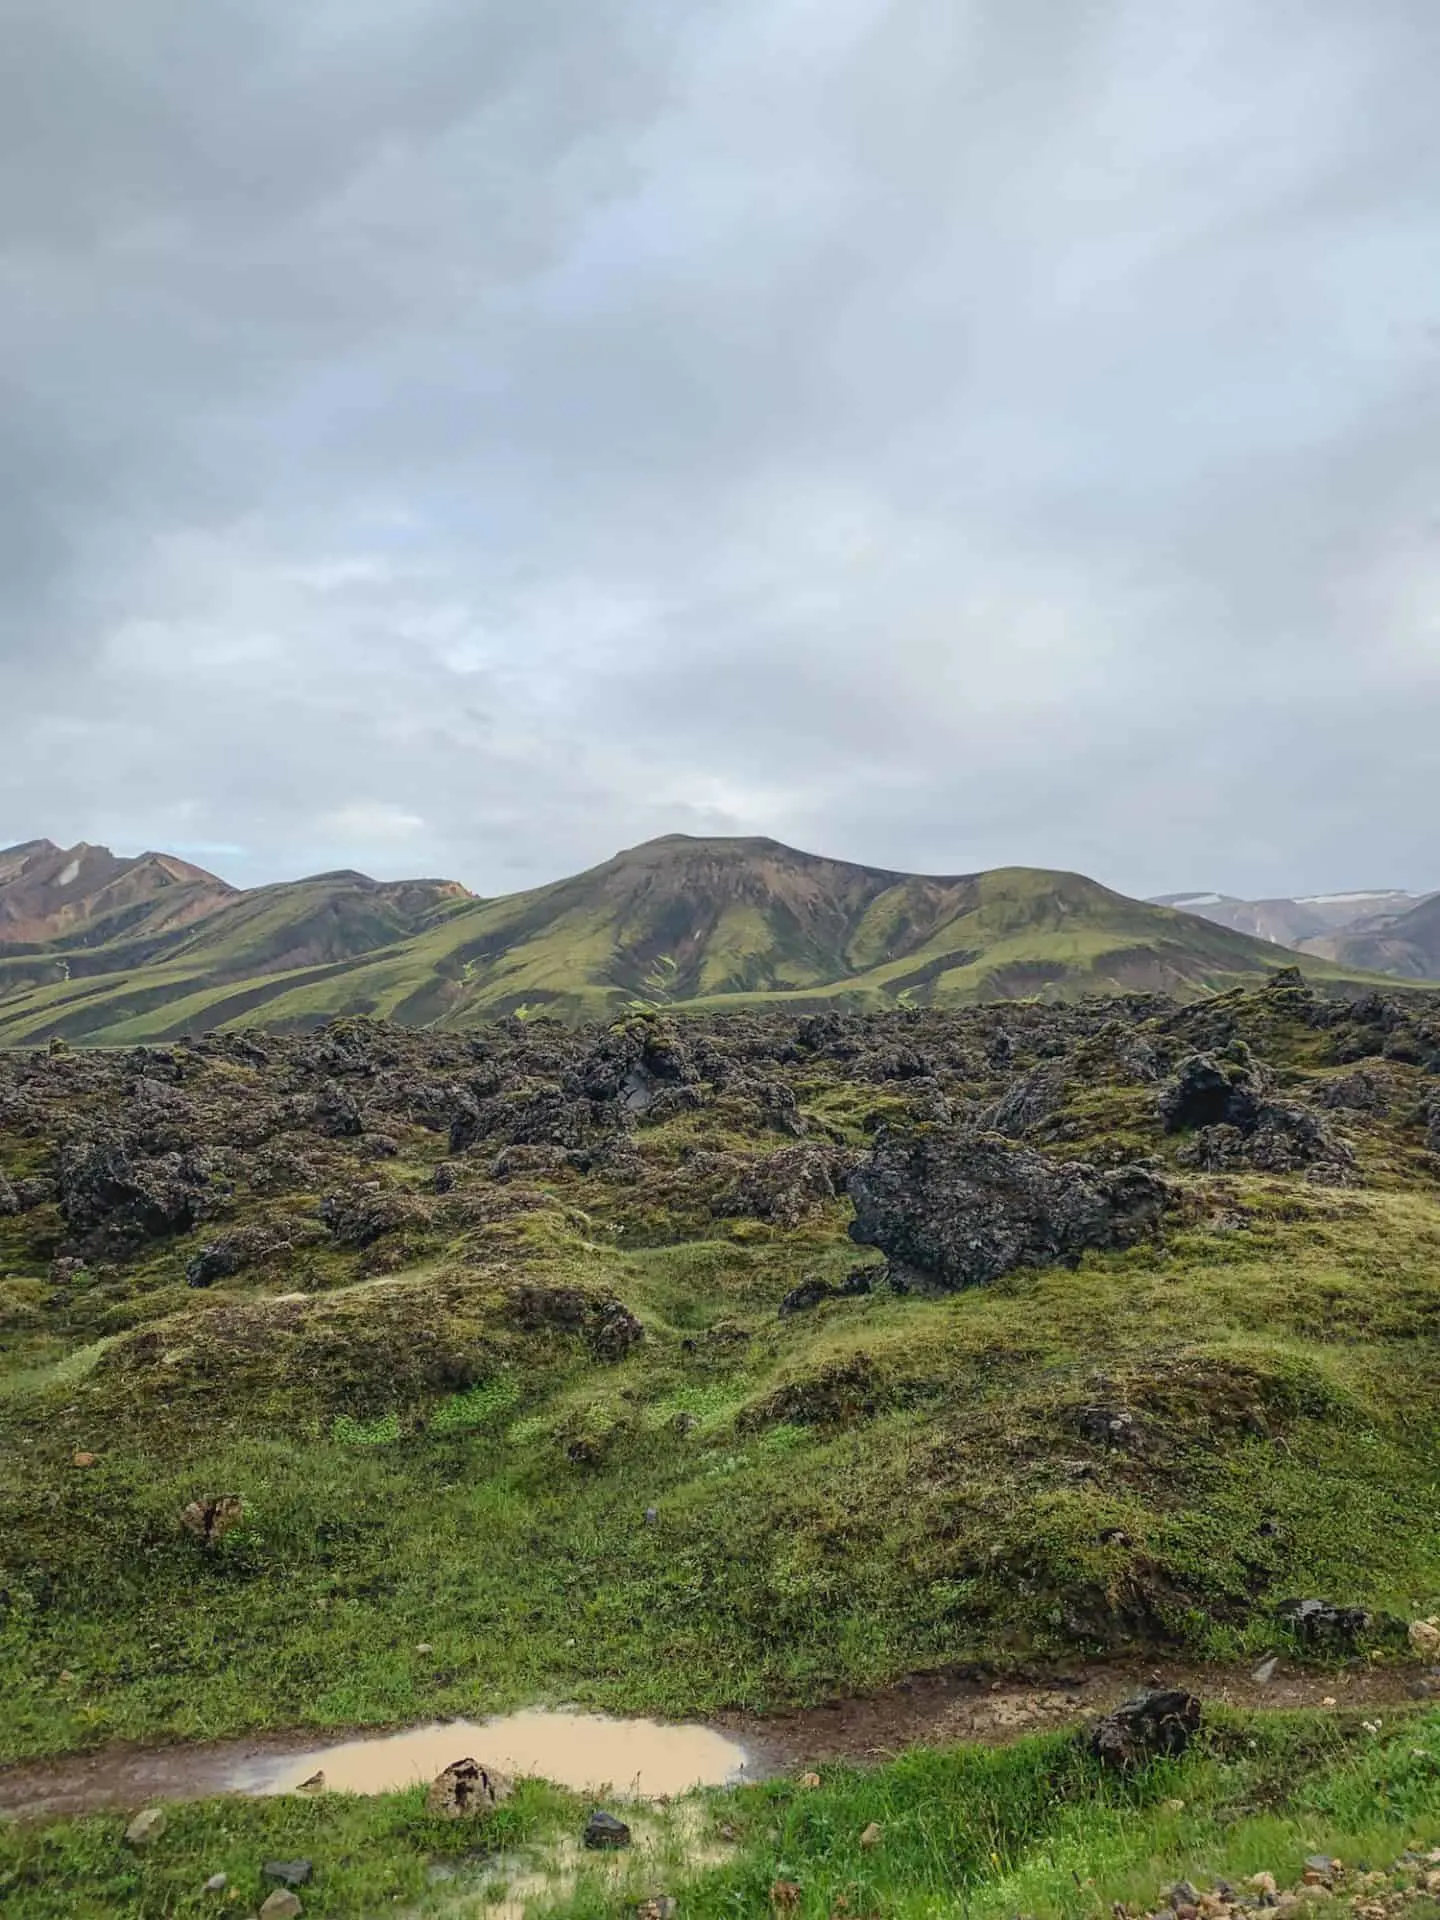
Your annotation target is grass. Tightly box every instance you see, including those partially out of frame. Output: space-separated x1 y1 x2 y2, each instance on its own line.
2 1181 1438 1763
1 1709 1437 1918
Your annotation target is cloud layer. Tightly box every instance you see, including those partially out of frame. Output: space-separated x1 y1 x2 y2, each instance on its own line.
3 0 1438 898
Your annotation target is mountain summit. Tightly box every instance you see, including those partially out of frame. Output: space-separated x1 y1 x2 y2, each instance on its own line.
0 832 1401 1046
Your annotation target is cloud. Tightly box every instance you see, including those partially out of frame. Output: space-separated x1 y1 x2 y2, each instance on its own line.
2 0 1439 901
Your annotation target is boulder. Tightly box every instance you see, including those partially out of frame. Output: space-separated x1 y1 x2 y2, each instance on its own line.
847 1131 1169 1291
583 1809 632 1850
57 1134 213 1247
425 1758 513 1819
263 1861 314 1888
1158 1052 1265 1134
1276 1597 1371 1645
1088 1689 1202 1769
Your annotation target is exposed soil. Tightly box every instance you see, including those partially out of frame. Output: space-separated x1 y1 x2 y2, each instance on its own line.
0 1660 1431 1823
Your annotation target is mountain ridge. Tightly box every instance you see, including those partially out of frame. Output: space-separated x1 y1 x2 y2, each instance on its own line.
0 831 1425 1045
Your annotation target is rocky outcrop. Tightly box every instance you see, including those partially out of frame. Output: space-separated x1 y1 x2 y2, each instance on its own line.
56 1134 215 1248
713 1144 856 1227
847 1130 1169 1290
1158 1050 1267 1133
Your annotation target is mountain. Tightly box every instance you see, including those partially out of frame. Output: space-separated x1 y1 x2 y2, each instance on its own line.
1298 890 1440 980
0 832 1412 1046
1148 888 1431 950
0 838 236 946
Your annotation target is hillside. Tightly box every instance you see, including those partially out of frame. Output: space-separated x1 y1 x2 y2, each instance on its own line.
0 835 1399 1046
1150 888 1431 949
1300 890 1440 980
0 839 236 947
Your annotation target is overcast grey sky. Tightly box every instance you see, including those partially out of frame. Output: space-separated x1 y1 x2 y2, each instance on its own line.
2 0 1438 900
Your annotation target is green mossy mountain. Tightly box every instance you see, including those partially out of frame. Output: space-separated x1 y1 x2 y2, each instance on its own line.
0 835 1408 1046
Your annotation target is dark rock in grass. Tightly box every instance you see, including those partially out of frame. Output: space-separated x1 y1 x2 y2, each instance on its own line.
779 1276 838 1317
847 1130 1169 1292
1276 1597 1372 1645
506 1284 644 1361
1315 1070 1390 1114
1088 1689 1202 1769
263 1860 314 1888
432 1161 458 1193
313 1079 364 1137
426 1758 513 1819
714 1144 857 1228
0 1171 17 1215
583 1809 632 1850
1158 1051 1265 1134
983 1063 1067 1138
589 1299 645 1361
57 1133 214 1248
318 1183 429 1248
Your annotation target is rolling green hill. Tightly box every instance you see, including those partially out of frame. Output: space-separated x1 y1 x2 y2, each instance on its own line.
0 834 1411 1046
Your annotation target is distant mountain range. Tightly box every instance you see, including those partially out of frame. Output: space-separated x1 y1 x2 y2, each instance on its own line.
1149 887 1440 978
0 833 1428 1045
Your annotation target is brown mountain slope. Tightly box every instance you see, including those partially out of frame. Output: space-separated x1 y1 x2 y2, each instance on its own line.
1300 890 1440 980
0 841 236 948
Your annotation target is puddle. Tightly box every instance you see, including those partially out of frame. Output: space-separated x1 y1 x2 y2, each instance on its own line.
239 1710 749 1801
0 1711 751 1820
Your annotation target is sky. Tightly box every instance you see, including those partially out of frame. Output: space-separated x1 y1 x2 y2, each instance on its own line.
2 0 1439 902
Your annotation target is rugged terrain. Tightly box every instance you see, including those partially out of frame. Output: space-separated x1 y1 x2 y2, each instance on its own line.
0 835 1405 1046
1 966 1439 1910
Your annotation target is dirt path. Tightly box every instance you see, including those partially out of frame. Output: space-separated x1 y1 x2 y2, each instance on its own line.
0 1659 1431 1823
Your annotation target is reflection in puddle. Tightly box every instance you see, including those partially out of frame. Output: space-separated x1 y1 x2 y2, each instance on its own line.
234 1709 749 1801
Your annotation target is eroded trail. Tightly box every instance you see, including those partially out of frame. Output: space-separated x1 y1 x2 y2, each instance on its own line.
0 1659 1430 1822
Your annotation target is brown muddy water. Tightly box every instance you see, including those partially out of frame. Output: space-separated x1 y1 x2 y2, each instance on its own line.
0 1710 752 1821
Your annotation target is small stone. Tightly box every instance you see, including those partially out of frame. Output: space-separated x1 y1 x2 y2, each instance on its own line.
1172 1882 1202 1907
799 1771 822 1789
414 1642 433 1655
203 1874 228 1893
124 1808 167 1847
1162 1798 1187 1813
259 1894 303 1920
1322 1696 1338 1708
1408 1620 1440 1657
73 1451 99 1469
263 1861 313 1888
859 1822 882 1848
1252 1656 1280 1685
584 1809 632 1850
1305 1856 1338 1878
644 1506 659 1526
